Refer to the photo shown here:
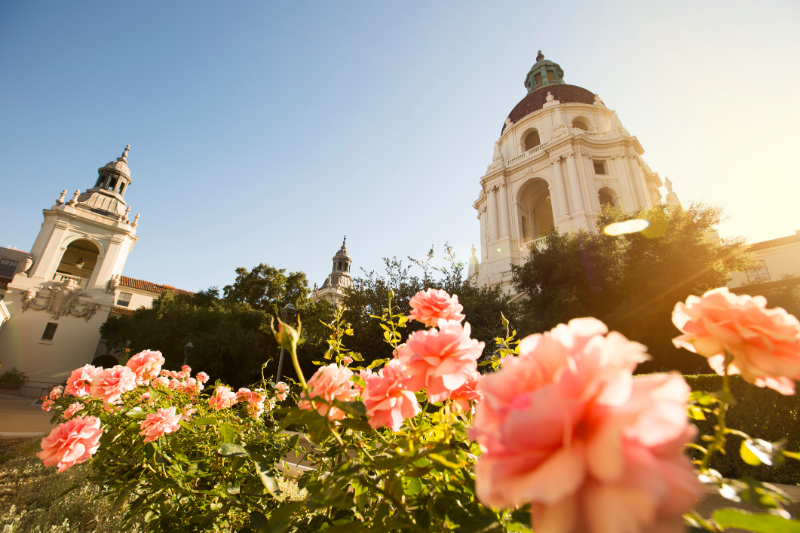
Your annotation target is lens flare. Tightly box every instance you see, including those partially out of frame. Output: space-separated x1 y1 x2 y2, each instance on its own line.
603 219 650 236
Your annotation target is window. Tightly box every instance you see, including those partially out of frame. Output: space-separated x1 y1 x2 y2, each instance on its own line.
745 260 771 283
593 161 607 175
116 292 132 307
107 177 118 191
95 176 104 188
524 130 541 151
0 258 19 278
534 73 542 85
42 323 58 341
118 183 125 195
547 70 555 81
572 119 589 131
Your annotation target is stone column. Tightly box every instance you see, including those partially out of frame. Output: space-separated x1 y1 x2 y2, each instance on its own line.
478 209 487 259
551 157 570 220
498 182 510 237
611 156 635 212
565 153 585 212
487 186 499 241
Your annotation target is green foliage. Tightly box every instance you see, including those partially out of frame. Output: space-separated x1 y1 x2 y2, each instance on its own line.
341 244 520 367
512 203 753 374
685 374 800 485
222 264 311 317
0 366 28 388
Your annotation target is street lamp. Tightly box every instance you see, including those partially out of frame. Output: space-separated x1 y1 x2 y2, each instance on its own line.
275 303 297 383
183 341 194 366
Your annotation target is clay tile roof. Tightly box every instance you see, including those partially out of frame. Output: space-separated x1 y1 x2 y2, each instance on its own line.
748 233 800 252
502 84 596 134
119 276 194 296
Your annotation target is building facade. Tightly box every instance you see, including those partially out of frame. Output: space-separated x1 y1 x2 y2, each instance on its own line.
311 237 353 306
471 52 667 293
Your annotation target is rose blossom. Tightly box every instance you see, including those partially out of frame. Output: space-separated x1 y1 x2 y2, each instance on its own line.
408 288 466 327
37 415 103 472
90 366 137 404
63 402 84 420
237 388 266 418
179 378 202 395
125 350 165 384
139 407 182 443
159 370 170 377
196 371 210 383
274 382 289 401
298 364 358 420
472 318 702 533
181 365 191 373
168 378 180 390
673 287 800 395
152 376 170 390
450 370 482 412
396 320 484 402
49 386 63 400
139 392 155 406
209 385 238 411
42 399 55 412
361 359 420 431
65 365 103 397
342 355 353 366
181 405 197 421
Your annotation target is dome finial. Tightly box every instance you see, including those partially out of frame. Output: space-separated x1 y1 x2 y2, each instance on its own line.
536 50 544 62
342 235 347 247
118 145 130 163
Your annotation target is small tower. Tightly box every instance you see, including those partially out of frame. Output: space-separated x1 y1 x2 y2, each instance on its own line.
312 236 353 306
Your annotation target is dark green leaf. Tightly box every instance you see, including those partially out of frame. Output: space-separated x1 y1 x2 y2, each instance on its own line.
333 400 367 417
257 501 303 533
340 419 373 432
219 423 236 443
218 443 248 457
713 508 800 532
252 459 281 497
194 417 218 426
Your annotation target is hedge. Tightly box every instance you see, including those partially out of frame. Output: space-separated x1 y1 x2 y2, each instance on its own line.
685 374 800 485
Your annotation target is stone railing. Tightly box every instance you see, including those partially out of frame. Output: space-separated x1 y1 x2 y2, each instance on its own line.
520 236 549 254
507 143 546 166
53 272 88 288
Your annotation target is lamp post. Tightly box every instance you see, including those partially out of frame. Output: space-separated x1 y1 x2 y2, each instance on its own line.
183 341 194 366
275 303 297 383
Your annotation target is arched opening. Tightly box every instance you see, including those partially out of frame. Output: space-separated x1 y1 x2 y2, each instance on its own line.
523 129 541 151
598 187 620 209
54 239 100 288
517 178 555 245
572 119 589 131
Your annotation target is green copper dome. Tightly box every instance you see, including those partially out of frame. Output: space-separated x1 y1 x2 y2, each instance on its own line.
524 51 565 94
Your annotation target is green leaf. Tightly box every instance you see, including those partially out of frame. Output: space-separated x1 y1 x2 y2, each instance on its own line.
712 390 737 406
428 452 464 469
250 511 268 530
741 439 785 467
306 415 331 444
253 459 281 497
368 358 389 369
194 417 218 426
783 450 800 461
713 508 800 532
688 407 706 420
218 443 248 457
257 501 303 533
333 400 366 418
340 418 373 432
111 486 133 515
219 424 236 443
226 480 241 494
402 476 423 496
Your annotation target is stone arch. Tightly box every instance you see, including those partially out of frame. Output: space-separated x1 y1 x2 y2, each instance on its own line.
515 178 554 246
519 127 541 152
571 116 591 131
54 238 101 288
597 186 621 209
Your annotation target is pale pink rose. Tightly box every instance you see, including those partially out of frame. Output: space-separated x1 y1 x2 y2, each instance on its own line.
362 359 420 431
396 320 484 402
299 364 358 420
139 392 155 406
42 399 55 412
63 402 84 420
175 371 187 380
179 378 201 395
90 366 137 404
139 407 182 443
450 370 482 412
125 350 165 385
673 287 800 395
65 365 103 397
168 378 180 390
181 405 197 421
472 318 702 533
237 388 266 418
342 355 353 366
49 386 63 400
408 289 466 327
196 371 210 383
36 415 103 472
181 365 191 373
274 382 289 401
209 385 237 411
169 371 179 379
159 370 170 377
152 376 170 390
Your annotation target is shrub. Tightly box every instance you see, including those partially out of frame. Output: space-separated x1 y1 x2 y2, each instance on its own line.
0 366 27 388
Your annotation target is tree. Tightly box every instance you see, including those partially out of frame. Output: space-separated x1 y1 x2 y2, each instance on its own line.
222 264 311 316
512 203 754 374
341 244 520 367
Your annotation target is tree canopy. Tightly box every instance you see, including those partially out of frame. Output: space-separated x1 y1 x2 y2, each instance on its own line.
512 203 754 374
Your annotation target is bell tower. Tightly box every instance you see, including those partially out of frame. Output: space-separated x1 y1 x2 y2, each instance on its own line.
311 236 354 305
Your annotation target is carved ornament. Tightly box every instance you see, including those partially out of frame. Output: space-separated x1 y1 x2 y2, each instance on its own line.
21 280 101 322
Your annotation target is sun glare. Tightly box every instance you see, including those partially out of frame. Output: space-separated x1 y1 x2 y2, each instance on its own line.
603 219 650 236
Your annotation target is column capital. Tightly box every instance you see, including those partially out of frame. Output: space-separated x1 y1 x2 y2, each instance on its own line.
499 181 507 189
566 151 575 159
550 157 561 166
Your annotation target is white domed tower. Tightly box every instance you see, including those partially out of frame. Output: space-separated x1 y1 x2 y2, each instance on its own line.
0 146 141 383
473 51 668 293
311 236 353 305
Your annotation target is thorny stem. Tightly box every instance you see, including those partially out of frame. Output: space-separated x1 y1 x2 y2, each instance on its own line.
700 353 732 473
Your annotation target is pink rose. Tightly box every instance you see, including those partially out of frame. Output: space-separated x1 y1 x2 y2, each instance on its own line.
181 405 197 421
396 321 484 402
159 370 169 377
36 416 103 472
90 366 137 404
342 355 353 366
673 287 800 395
472 318 702 533
169 371 179 379
181 365 191 373
209 385 237 411
450 370 482 412
274 381 289 401
63 402 84 420
42 399 55 412
298 364 358 420
168 378 180 390
237 388 266 418
196 372 209 383
139 392 154 406
125 350 165 385
179 378 202 395
362 359 420 431
49 386 63 400
152 376 170 390
176 371 188 380
139 407 182 443
408 289 466 327
65 365 103 397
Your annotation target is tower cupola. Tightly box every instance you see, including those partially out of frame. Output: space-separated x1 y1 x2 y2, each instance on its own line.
74 145 133 220
524 51 565 94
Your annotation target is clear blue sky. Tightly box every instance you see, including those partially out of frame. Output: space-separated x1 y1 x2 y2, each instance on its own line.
2 1 799 292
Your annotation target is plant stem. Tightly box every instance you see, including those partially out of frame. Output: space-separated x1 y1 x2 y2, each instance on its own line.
289 344 307 389
700 353 732 473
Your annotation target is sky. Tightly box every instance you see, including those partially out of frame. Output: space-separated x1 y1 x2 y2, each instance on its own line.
1 1 799 293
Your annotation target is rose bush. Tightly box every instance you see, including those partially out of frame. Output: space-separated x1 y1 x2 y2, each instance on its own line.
36 289 800 532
